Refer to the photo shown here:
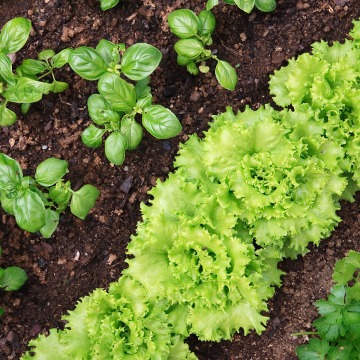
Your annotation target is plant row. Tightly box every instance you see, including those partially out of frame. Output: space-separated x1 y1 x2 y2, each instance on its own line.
21 19 360 359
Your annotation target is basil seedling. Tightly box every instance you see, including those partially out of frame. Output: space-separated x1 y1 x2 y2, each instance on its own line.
69 40 182 166
0 153 100 238
0 18 70 126
206 0 276 13
168 9 238 91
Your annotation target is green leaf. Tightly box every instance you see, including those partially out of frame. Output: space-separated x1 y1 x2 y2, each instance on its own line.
1 192 15 214
49 182 72 209
0 152 22 187
98 72 136 113
255 0 276 12
0 17 31 53
104 131 127 165
121 43 162 81
70 184 100 220
81 124 106 148
120 117 143 150
51 80 69 93
51 48 71 68
18 59 47 75
215 60 238 90
168 9 199 39
39 209 59 238
69 47 108 80
234 0 256 13
174 39 205 60
296 338 331 360
35 158 68 187
20 102 31 115
198 10 216 36
0 103 16 126
99 0 119 11
136 93 153 109
135 76 151 99
0 53 15 85
206 0 219 10
95 39 120 65
142 105 182 139
38 49 55 61
87 94 120 125
0 266 27 291
5 77 53 103
13 189 46 232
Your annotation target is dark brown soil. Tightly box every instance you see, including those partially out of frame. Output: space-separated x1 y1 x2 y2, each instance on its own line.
0 1 360 359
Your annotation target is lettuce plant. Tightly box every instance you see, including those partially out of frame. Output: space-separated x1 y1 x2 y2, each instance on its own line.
168 9 238 91
0 153 100 238
269 21 360 186
69 40 182 165
22 276 196 359
296 251 360 359
0 17 70 126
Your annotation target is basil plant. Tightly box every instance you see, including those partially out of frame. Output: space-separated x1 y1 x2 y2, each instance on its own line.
0 153 100 238
206 0 276 13
69 40 182 166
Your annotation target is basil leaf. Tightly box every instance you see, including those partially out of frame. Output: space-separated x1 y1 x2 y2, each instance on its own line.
35 158 68 187
0 17 31 53
38 49 55 61
98 72 136 113
21 103 31 115
99 0 119 11
51 80 69 93
174 39 205 60
135 77 151 100
121 117 143 150
49 182 72 209
13 189 46 232
69 47 107 80
81 124 106 148
206 0 219 10
168 9 199 39
142 105 182 139
186 61 199 75
1 192 15 215
70 184 100 220
198 10 216 36
234 0 255 13
136 93 153 109
5 78 53 103
255 0 276 12
0 53 15 85
0 153 22 187
87 94 120 125
177 54 192 66
104 131 127 165
96 39 120 65
121 43 162 81
0 103 16 126
39 209 59 238
17 59 47 75
0 266 27 291
215 60 238 91
51 48 71 68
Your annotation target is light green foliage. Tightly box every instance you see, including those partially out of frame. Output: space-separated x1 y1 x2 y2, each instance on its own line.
269 22 360 185
21 17 360 360
296 251 360 359
0 153 100 237
168 9 238 90
0 18 70 126
69 40 182 166
22 276 197 359
206 0 276 13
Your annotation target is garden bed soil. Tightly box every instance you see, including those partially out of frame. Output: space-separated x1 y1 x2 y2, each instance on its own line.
1 0 360 359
